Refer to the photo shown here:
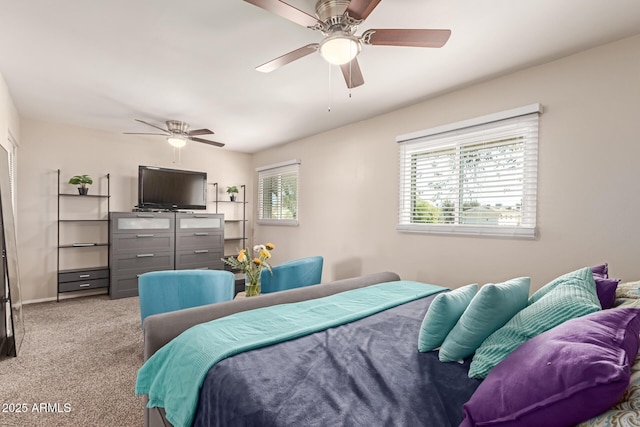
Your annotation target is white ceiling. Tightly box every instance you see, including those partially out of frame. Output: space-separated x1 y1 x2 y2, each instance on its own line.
1 0 639 153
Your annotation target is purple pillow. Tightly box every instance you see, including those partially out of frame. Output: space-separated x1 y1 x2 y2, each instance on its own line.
591 263 609 278
595 276 621 309
460 308 640 427
591 263 620 309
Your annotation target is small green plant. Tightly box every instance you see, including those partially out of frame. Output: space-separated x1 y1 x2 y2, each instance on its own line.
226 186 239 201
68 175 93 195
69 175 93 187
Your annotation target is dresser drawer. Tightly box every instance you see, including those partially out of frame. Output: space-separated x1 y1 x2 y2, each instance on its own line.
175 213 223 233
109 275 140 299
59 268 109 283
111 232 174 253
58 277 109 293
110 251 174 275
175 231 223 251
175 249 224 270
111 212 174 234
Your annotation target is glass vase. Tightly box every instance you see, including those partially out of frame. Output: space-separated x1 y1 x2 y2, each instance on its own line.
245 273 261 297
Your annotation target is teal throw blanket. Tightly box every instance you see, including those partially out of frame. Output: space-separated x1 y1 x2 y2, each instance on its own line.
136 280 446 427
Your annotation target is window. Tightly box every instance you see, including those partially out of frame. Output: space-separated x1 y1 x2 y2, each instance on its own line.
397 104 541 238
257 160 300 226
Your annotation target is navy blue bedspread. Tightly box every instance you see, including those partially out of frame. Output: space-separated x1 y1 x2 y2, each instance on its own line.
193 294 481 427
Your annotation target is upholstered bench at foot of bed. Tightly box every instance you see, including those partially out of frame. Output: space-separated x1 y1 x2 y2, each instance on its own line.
142 271 402 427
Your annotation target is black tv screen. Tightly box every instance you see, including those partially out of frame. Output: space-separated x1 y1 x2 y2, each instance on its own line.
138 166 207 210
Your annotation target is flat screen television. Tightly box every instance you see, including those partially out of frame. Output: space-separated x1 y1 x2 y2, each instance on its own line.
137 165 207 210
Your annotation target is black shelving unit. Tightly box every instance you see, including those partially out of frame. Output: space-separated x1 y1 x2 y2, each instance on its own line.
212 183 247 254
56 170 110 301
212 183 247 292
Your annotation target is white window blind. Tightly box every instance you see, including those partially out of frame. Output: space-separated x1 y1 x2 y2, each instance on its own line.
257 160 300 226
397 105 541 238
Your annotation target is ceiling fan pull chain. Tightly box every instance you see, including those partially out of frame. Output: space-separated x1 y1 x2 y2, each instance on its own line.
172 145 182 165
328 64 333 113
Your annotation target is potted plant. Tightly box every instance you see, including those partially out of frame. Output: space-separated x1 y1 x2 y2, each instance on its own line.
68 174 93 195
226 186 239 202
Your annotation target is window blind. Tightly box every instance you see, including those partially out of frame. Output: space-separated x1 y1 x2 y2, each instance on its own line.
257 160 300 226
397 106 540 238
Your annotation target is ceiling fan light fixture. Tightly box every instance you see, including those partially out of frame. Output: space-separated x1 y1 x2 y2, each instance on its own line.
167 136 187 148
319 33 361 65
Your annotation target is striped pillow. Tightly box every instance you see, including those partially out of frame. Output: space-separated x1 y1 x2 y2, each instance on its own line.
469 267 601 379
528 266 600 305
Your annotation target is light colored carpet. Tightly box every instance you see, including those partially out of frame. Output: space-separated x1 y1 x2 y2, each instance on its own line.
0 295 144 426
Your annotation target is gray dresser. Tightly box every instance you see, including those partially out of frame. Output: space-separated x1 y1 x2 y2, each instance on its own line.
174 213 224 270
109 212 224 299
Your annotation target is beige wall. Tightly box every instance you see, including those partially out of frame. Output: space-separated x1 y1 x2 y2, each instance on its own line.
17 120 252 301
252 34 640 292
10 34 640 301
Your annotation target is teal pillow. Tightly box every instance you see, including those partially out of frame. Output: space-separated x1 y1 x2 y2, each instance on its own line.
438 277 530 362
528 267 600 305
418 284 478 352
469 267 601 379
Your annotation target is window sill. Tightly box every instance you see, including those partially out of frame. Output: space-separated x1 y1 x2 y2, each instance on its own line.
396 224 536 239
257 219 299 227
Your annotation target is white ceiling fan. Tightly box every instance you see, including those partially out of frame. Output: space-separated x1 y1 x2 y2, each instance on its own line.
123 119 225 148
245 0 452 88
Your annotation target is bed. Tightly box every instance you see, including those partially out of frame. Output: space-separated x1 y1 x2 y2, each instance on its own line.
136 268 640 427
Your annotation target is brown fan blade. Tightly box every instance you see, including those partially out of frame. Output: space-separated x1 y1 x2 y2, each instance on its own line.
123 132 169 136
188 128 214 136
189 137 225 148
345 0 382 21
256 44 319 73
340 58 365 89
134 119 170 134
243 0 321 28
363 29 451 48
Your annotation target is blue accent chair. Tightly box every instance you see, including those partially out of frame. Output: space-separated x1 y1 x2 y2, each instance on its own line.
138 269 235 327
260 256 324 294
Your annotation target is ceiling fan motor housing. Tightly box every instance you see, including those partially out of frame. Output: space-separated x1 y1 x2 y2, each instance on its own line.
166 120 189 135
316 0 353 30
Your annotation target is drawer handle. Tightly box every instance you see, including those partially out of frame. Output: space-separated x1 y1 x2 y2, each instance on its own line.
136 214 154 218
79 283 91 288
79 274 91 278
136 234 155 238
194 215 209 218
194 232 209 236
194 250 209 254
136 253 155 258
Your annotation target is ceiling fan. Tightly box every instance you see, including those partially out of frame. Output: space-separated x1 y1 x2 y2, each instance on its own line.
245 0 451 88
123 119 225 148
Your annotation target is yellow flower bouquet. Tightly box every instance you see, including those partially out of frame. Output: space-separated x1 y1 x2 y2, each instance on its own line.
222 243 275 296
